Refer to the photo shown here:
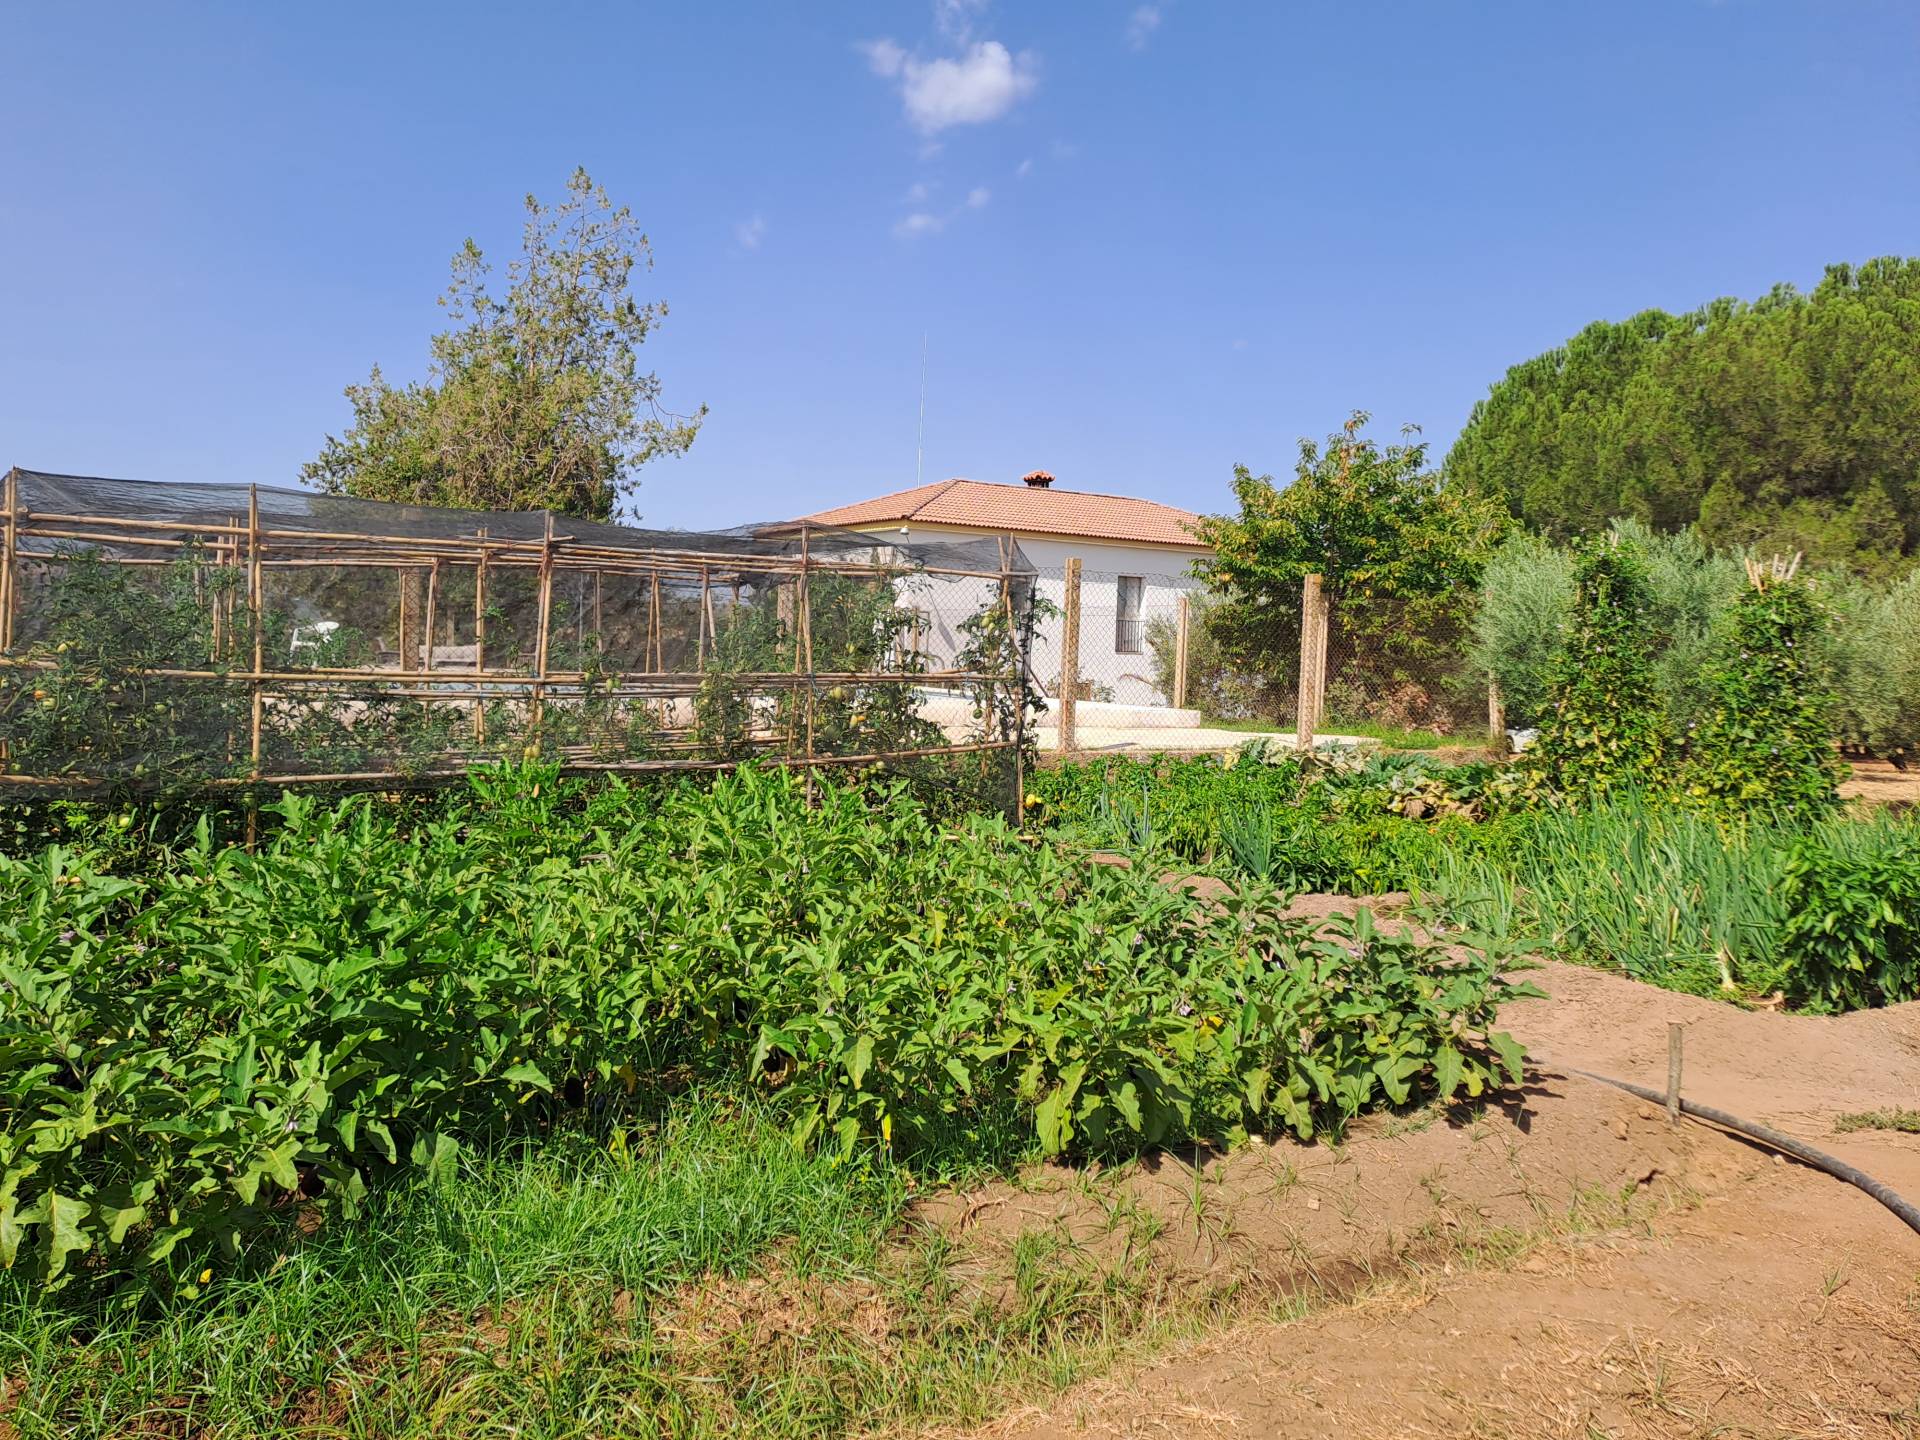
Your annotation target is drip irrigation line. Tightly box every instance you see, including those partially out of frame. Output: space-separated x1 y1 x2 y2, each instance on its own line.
1559 1064 1920 1238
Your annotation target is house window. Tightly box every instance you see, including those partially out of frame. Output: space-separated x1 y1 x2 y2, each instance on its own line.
1115 575 1144 654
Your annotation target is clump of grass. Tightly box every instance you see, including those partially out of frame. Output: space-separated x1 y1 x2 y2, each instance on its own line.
1834 1108 1920 1134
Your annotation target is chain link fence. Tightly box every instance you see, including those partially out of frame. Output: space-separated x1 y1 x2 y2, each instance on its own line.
1027 560 1489 756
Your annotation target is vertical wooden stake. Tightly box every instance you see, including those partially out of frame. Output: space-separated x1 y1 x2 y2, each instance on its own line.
593 569 604 647
1058 556 1082 758
473 533 489 744
1000 540 1025 825
1172 592 1191 711
531 511 555 741
1666 1023 1684 1125
799 523 815 802
0 467 18 656
422 560 440 673
246 486 264 848
648 572 663 672
1295 572 1328 750
1487 675 1507 754
397 567 412 673
696 565 711 671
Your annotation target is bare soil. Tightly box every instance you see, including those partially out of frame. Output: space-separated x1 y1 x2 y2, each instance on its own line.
1843 758 1920 810
936 897 1920 1440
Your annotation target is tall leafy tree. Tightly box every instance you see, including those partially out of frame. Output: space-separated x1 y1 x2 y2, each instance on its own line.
1192 412 1508 721
304 169 704 520
1448 258 1920 575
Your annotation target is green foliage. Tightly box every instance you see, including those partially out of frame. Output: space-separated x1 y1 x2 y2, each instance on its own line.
1822 570 1920 761
0 550 248 788
1681 576 1842 814
1191 412 1508 727
1777 817 1920 1012
1448 257 1920 574
0 763 1523 1283
303 169 705 520
1431 795 1796 999
1521 538 1669 800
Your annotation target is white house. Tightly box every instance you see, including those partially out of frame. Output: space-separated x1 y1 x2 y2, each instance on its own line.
802 471 1210 707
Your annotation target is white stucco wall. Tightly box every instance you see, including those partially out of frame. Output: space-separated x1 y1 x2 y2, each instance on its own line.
856 525 1207 707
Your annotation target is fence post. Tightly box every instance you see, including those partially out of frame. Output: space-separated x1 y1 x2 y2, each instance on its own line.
1172 593 1191 710
1295 572 1327 750
1486 675 1507 753
0 467 17 656
1058 557 1081 757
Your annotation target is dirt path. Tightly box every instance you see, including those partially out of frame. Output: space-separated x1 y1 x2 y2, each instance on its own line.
944 906 1920 1440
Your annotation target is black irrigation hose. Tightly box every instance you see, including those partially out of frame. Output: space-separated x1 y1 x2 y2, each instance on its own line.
1560 1064 1920 1239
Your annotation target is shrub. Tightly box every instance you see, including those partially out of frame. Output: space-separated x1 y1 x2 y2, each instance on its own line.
1682 573 1843 814
1778 817 1920 1011
0 763 1527 1283
1823 569 1920 762
1521 537 1670 800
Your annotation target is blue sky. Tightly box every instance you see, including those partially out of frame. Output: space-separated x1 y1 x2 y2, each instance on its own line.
3 2 1916 529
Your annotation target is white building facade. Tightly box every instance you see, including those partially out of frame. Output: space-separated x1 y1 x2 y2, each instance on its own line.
803 475 1209 708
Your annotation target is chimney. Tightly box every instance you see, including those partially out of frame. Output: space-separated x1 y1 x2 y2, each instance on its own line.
1022 470 1055 489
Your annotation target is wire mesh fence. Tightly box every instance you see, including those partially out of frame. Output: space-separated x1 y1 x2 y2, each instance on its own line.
1026 559 1489 756
0 469 1038 810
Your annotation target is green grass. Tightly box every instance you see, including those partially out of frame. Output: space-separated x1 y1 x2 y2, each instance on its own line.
1834 1108 1920 1134
0 1097 1314 1440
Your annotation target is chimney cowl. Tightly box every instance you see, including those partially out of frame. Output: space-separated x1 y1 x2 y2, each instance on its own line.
1022 470 1055 489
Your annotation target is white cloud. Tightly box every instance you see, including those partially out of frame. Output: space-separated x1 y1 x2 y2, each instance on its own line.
967 185 991 208
905 180 934 203
1125 4 1162 51
894 211 946 239
934 0 989 43
733 214 766 251
1015 157 1033 179
859 38 907 77
859 38 1039 134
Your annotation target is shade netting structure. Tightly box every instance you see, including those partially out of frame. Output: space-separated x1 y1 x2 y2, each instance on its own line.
0 469 1039 811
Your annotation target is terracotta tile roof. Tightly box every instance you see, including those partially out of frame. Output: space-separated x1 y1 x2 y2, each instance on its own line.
801 479 1208 549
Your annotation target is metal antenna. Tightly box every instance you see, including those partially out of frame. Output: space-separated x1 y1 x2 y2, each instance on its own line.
915 331 928 486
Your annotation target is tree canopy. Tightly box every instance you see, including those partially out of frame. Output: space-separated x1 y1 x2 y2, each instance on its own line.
304 169 704 521
1445 257 1920 576
1194 411 1508 623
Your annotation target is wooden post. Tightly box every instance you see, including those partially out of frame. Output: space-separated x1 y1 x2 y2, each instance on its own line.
648 573 663 672
593 569 604 647
422 560 440 673
246 487 264 848
0 468 18 655
1295 572 1328 750
1000 539 1025 825
1666 1023 1684 1125
1487 675 1507 754
696 565 711 671
473 533 488 744
799 523 815 800
1058 557 1081 757
1172 593 1191 710
531 511 555 739
396 567 412 672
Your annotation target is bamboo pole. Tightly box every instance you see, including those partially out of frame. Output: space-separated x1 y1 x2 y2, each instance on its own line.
0 468 18 655
648 573 663 671
531 510 555 739
423 560 440 673
0 738 1018 793
247 488 264 847
1172 593 1191 710
1000 537 1025 825
1057 557 1082 757
799 522 814 800
697 565 712 670
474 532 489 743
